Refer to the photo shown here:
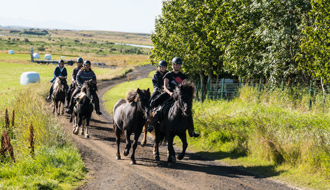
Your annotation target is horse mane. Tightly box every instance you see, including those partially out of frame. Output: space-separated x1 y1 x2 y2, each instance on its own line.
126 90 138 103
53 77 61 91
173 81 196 99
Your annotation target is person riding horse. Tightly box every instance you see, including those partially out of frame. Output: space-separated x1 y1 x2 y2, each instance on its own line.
151 60 168 103
47 59 68 100
65 57 84 107
66 60 102 115
147 57 199 137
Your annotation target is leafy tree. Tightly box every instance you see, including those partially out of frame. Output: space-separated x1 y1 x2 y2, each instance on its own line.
299 0 330 83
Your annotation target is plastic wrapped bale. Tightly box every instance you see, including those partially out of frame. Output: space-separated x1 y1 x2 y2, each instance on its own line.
20 72 40 85
33 53 40 59
44 54 52 60
8 50 14 54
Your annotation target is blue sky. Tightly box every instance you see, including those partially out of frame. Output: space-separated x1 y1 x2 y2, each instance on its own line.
0 0 163 33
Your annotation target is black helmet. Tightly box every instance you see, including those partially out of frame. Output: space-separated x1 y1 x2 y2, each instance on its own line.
58 59 64 64
172 57 182 65
77 57 83 63
84 60 91 65
158 60 167 67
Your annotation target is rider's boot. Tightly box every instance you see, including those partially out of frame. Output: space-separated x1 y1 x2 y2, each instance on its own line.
147 106 161 133
188 115 199 138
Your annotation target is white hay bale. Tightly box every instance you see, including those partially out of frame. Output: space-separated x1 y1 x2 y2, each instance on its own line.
20 72 40 85
44 54 52 60
8 50 14 54
33 53 40 59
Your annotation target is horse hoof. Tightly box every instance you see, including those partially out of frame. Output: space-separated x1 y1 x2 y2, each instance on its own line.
131 161 136 165
141 141 146 147
171 155 176 163
155 156 160 161
116 156 121 160
177 154 184 160
85 134 89 138
123 149 129 156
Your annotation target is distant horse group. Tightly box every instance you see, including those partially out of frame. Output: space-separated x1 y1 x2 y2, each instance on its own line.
50 75 196 166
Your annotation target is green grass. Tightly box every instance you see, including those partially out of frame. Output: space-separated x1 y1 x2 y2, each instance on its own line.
103 78 154 115
103 72 330 190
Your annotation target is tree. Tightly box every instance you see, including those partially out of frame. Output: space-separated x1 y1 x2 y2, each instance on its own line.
298 0 330 83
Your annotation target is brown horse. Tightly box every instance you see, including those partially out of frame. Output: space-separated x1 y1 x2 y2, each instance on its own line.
113 88 150 164
52 76 67 115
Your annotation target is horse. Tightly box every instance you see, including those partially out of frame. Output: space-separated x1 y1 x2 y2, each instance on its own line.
153 81 195 166
70 79 95 138
52 76 67 115
113 88 150 164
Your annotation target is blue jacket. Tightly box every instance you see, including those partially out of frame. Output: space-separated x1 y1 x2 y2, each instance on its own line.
50 66 67 83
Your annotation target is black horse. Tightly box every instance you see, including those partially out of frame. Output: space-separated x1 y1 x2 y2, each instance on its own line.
70 79 95 138
52 76 67 115
154 82 195 166
113 88 150 164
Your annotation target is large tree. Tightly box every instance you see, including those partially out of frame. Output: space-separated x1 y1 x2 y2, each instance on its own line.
299 0 330 83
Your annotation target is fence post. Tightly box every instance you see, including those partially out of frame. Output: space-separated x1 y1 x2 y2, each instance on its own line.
309 80 313 110
281 79 284 91
207 78 210 100
220 78 225 99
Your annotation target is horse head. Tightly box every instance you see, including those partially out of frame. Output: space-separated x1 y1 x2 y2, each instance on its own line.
54 76 67 93
126 88 151 119
81 79 96 103
173 81 195 117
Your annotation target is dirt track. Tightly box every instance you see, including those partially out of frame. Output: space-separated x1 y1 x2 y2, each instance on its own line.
58 65 299 190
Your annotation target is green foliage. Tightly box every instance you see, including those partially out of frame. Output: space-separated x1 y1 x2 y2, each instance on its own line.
189 85 330 188
298 0 330 83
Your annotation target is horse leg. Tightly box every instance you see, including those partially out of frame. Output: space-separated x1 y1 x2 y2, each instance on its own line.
85 117 90 139
154 128 161 161
130 130 142 165
52 100 55 114
123 130 131 157
115 124 121 160
177 134 188 160
141 115 152 147
61 100 64 115
73 115 78 135
167 134 176 166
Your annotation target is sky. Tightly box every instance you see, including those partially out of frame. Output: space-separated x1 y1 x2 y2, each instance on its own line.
0 0 164 34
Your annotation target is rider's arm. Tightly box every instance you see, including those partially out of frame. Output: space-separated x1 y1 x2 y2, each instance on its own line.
76 71 83 87
152 73 160 90
164 78 173 96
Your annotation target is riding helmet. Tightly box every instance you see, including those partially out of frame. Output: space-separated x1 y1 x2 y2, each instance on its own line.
84 60 91 65
77 57 83 63
158 60 167 67
172 57 182 65
58 59 64 64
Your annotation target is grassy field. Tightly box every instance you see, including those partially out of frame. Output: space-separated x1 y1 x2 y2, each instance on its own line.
103 72 330 190
0 50 144 189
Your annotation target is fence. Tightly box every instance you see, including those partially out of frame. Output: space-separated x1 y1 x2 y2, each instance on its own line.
195 78 327 111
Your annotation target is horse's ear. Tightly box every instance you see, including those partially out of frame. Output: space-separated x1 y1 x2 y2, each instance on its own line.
147 88 150 93
137 88 141 94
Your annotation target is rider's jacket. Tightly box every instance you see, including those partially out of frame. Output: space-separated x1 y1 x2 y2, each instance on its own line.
164 71 187 92
72 65 83 82
50 66 67 83
76 69 96 87
152 70 168 92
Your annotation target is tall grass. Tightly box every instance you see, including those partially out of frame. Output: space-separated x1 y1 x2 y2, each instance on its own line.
0 83 86 189
189 86 330 189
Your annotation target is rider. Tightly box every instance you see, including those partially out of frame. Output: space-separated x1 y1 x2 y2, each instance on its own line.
65 60 103 115
47 59 68 100
65 57 84 107
147 57 199 137
151 60 168 102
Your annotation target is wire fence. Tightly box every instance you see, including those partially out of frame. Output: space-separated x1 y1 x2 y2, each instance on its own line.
195 78 329 111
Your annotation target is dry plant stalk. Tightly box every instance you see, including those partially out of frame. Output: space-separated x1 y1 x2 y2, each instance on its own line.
29 123 34 155
4 108 9 129
0 129 15 162
11 109 15 128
